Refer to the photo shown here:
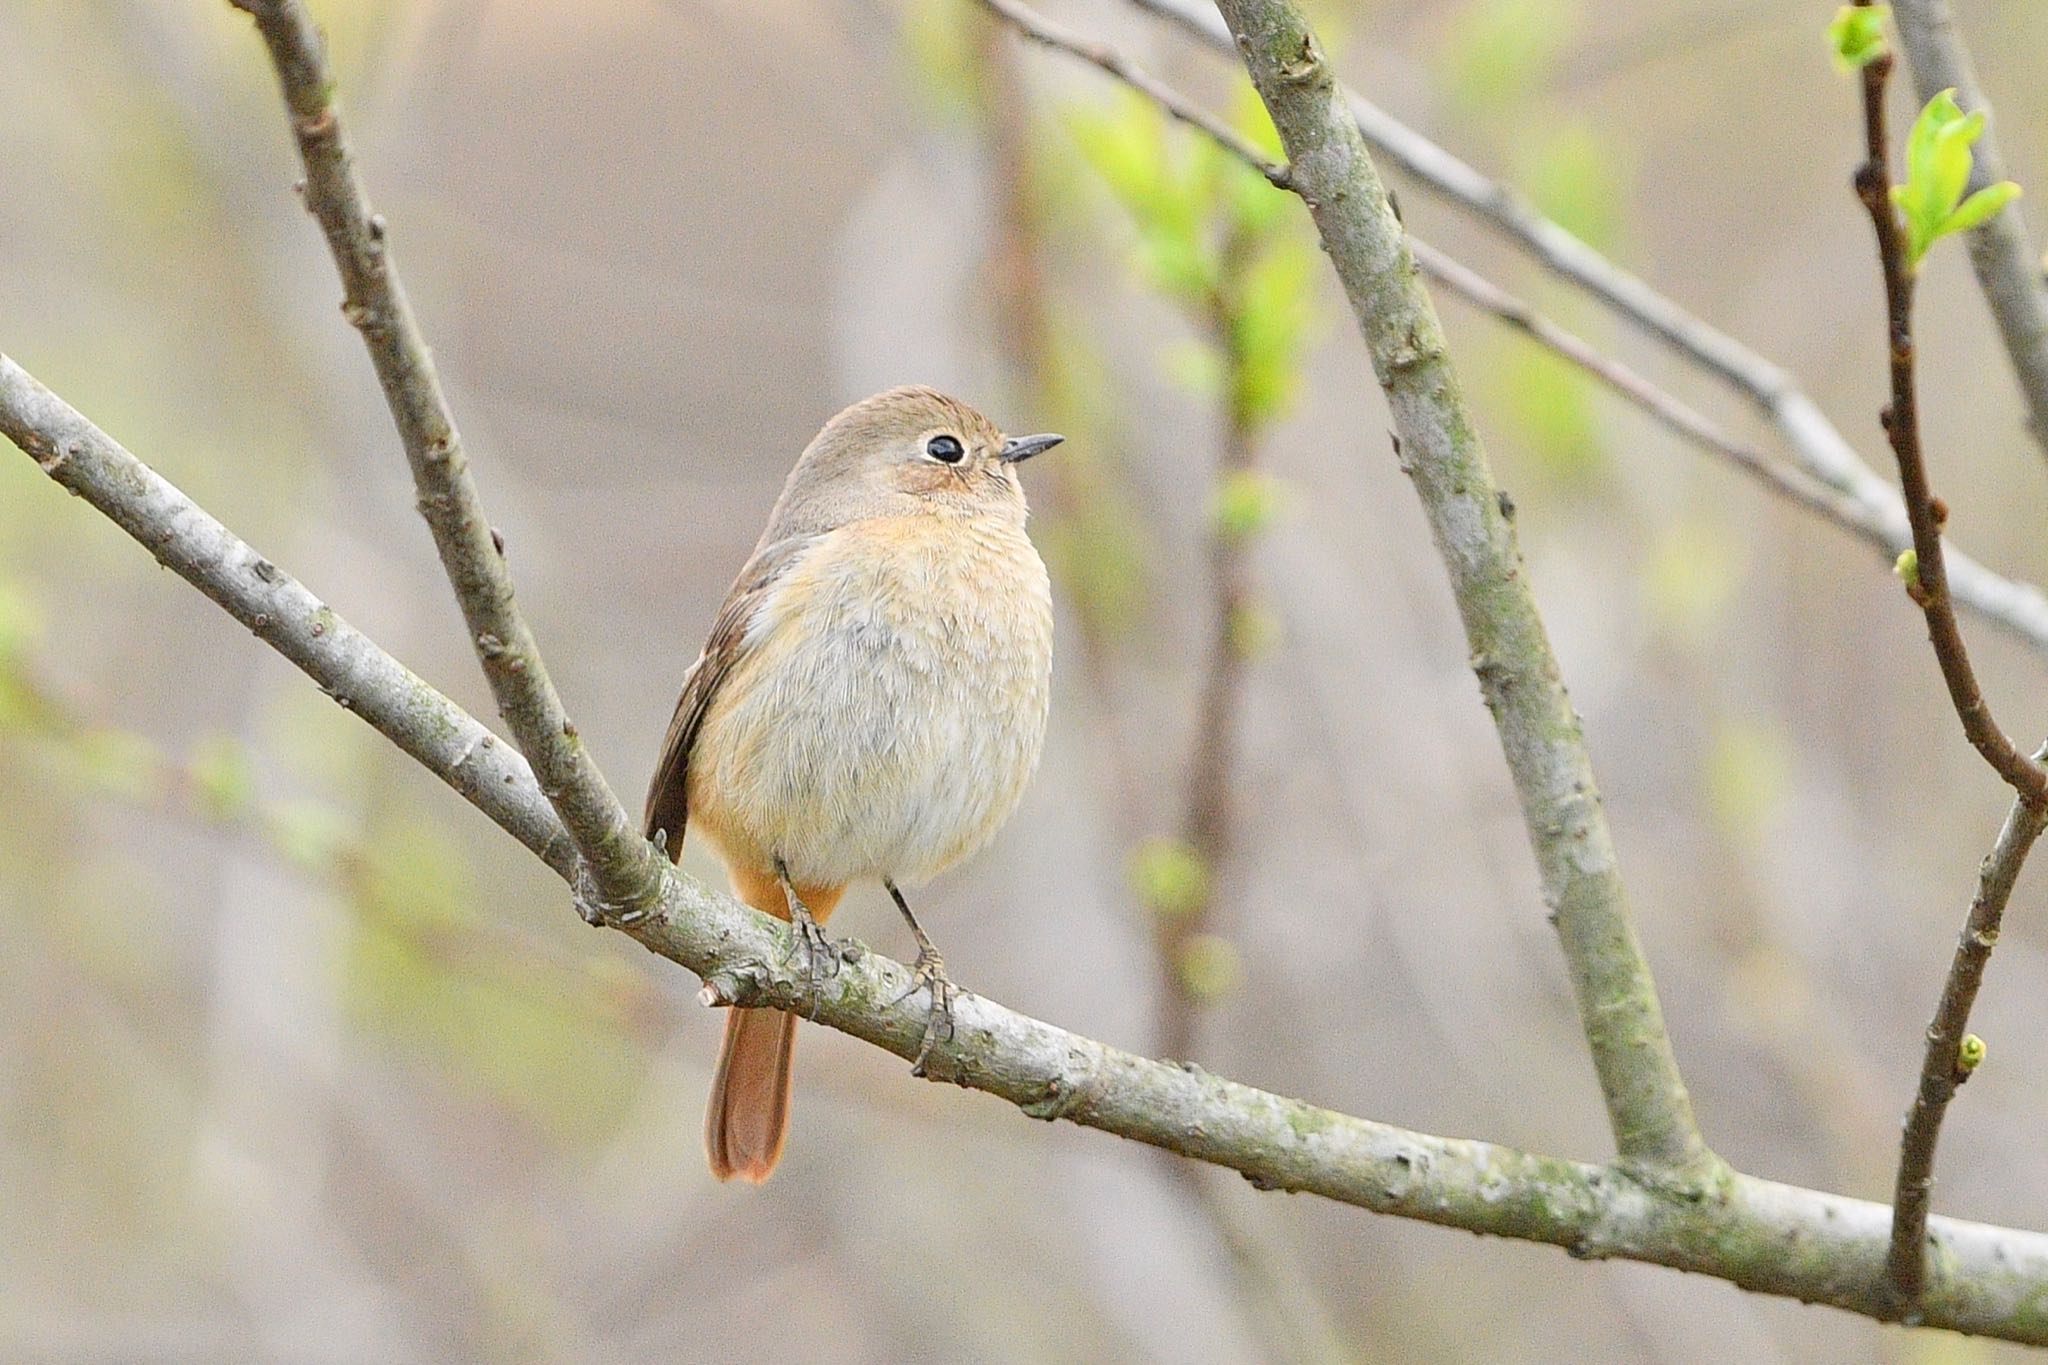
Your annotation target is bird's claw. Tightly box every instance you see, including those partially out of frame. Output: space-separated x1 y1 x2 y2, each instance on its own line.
894 947 958 1076
785 910 847 1019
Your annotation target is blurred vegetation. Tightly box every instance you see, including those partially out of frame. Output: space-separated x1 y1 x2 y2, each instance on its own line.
0 568 657 1143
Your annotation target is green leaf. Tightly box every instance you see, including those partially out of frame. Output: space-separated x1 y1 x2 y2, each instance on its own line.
1947 180 2022 235
1825 5 1889 71
1893 88 2004 269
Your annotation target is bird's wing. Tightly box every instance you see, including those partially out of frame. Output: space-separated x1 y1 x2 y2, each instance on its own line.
643 533 817 859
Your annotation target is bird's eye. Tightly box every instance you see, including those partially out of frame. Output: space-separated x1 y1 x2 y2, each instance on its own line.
925 434 965 464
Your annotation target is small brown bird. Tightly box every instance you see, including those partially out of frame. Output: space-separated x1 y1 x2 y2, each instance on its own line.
644 386 1060 1183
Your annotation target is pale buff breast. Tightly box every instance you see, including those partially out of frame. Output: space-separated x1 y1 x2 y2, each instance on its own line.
687 511 1053 889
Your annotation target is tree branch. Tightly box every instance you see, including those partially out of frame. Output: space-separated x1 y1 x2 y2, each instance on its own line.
1847 25 2048 1311
1887 768 2048 1312
13 276 2048 1352
1850 43 2047 803
0 355 574 880
981 0 2048 662
1891 0 2048 461
1125 0 2048 662
226 0 666 921
1209 0 1706 1175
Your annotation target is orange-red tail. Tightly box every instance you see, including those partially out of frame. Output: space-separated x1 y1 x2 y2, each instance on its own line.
705 1007 798 1183
704 868 842 1184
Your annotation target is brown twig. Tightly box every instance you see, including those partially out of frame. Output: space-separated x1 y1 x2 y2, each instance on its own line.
227 0 665 922
1887 771 2048 1310
1156 241 1260 1068
1851 41 2046 805
1848 22 2048 1311
974 0 1288 190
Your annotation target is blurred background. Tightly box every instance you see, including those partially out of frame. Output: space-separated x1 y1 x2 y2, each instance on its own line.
4 0 2048 1359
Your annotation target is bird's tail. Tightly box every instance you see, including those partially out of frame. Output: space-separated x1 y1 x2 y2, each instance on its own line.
704 868 841 1183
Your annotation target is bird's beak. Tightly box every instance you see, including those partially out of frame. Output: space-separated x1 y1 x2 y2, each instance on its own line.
999 432 1064 464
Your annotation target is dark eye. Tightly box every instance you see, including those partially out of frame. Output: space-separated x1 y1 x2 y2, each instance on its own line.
925 434 965 464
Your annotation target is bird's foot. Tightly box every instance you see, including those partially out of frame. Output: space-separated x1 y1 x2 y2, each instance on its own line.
893 946 959 1077
783 903 847 1020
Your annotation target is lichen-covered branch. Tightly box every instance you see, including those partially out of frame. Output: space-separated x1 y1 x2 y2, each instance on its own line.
1891 0 2048 460
1125 0 2048 663
227 0 665 920
1210 0 1705 1175
15 325 2048 1345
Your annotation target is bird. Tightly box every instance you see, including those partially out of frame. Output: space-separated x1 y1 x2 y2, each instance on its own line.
644 386 1061 1183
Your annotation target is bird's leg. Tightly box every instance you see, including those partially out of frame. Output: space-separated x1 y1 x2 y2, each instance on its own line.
776 858 843 1015
886 879 957 1076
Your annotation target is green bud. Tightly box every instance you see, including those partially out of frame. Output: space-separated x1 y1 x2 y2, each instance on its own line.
1131 838 1209 917
1826 5 1889 71
1177 933 1244 1002
1959 1032 1987 1073
1895 548 1920 590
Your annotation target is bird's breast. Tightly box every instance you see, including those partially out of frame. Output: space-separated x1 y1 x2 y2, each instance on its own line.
691 512 1053 887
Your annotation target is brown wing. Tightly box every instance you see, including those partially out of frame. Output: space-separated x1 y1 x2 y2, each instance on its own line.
643 535 816 860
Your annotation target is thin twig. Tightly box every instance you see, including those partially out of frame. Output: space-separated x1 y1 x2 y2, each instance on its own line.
977 0 1287 188
1156 240 1261 1068
1124 0 2048 663
227 0 665 920
1891 0 2048 460
1850 43 2047 802
1212 0 1707 1176
1887 765 2048 1311
16 328 2048 1345
1849 24 2048 1310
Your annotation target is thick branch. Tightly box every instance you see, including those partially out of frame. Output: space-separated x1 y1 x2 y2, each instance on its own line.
1891 0 2048 460
1210 0 1704 1174
1125 0 2048 662
14 339 2048 1345
227 0 664 918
